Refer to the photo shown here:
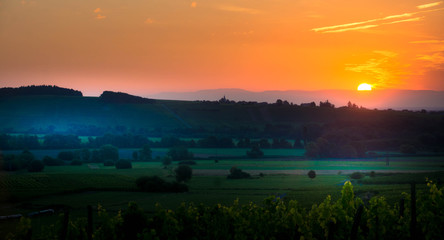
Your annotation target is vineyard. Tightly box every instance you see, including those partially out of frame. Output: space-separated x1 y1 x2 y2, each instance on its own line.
5 181 444 240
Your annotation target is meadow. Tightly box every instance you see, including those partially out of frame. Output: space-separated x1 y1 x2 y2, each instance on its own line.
1 152 444 238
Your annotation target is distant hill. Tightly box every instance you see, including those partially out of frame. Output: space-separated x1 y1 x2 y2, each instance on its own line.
1 87 443 154
149 88 444 111
100 91 155 104
0 85 83 97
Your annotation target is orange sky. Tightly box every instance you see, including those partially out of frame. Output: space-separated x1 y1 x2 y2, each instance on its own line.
0 0 443 96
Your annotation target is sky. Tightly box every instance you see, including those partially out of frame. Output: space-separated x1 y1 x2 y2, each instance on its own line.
1 0 443 96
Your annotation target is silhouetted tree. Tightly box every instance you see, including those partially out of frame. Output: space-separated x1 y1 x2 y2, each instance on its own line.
100 144 119 162
308 170 316 179
27 160 44 172
138 144 152 161
246 146 264 158
175 165 192 182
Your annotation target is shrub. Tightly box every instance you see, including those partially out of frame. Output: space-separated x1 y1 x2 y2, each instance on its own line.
103 160 114 166
369 171 376 178
135 176 188 192
227 167 251 179
307 170 316 179
350 172 364 180
43 156 64 166
175 165 193 182
121 202 147 240
27 160 44 172
116 159 132 169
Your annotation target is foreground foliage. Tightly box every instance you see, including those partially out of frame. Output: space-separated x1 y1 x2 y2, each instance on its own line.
6 181 444 240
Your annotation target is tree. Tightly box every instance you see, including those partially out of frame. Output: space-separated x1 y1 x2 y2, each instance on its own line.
246 146 264 158
227 166 251 179
168 147 193 161
100 144 119 162
305 142 320 159
138 144 152 161
27 160 44 172
175 165 193 182
308 170 316 179
162 156 172 169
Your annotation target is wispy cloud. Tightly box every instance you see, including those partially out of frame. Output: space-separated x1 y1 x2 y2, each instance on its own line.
410 40 444 44
218 5 261 14
313 6 444 33
96 14 106 20
417 52 444 71
94 8 106 20
417 1 442 9
345 51 399 88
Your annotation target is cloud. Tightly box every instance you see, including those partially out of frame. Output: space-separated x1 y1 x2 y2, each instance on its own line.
144 18 154 24
218 5 261 14
96 14 106 20
410 40 444 44
94 8 101 13
321 25 378 33
417 52 444 70
312 6 444 33
191 2 197 8
345 51 399 88
417 1 442 9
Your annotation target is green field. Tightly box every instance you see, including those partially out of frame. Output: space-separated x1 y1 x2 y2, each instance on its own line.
1 158 444 237
2 158 443 214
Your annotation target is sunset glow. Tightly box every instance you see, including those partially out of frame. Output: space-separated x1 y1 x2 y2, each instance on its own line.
357 83 372 91
0 1 443 97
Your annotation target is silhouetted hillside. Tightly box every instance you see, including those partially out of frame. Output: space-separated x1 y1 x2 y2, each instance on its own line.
100 91 155 104
0 85 82 97
1 87 443 152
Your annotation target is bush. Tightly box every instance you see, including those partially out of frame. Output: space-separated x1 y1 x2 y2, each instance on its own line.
350 172 364 180
103 160 115 166
369 171 376 178
42 156 64 166
227 167 251 179
175 165 193 182
308 170 316 179
116 159 132 169
135 176 188 192
27 160 44 172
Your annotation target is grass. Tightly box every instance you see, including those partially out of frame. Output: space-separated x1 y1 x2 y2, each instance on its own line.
1 158 444 237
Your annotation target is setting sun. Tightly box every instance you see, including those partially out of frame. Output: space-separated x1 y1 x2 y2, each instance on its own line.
357 83 372 91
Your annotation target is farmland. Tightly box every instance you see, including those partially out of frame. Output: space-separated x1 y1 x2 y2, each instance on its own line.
2 157 443 215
